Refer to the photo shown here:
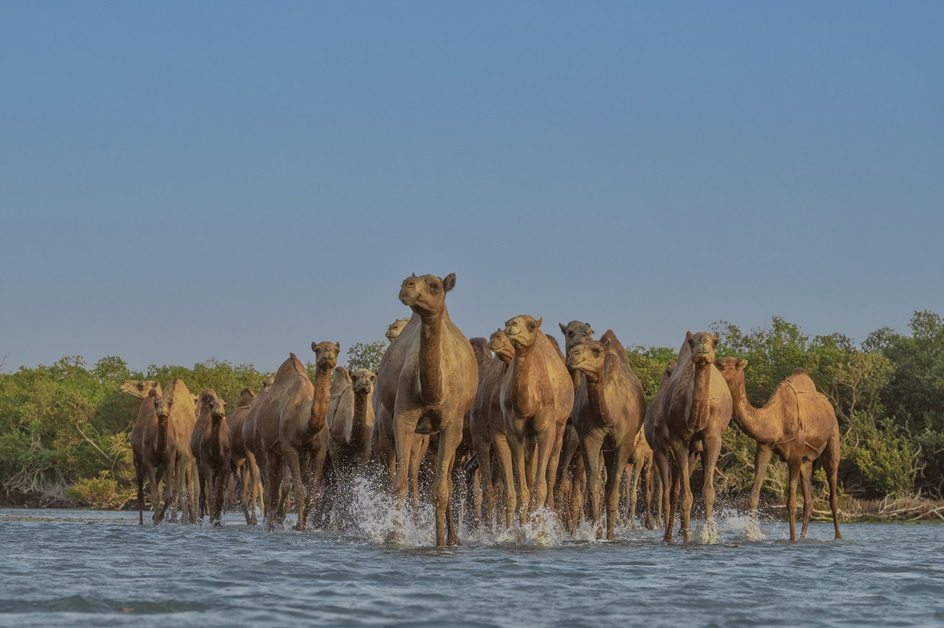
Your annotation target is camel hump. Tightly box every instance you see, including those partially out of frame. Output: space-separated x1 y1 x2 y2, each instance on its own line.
330 366 352 399
787 368 818 394
600 329 627 356
277 353 307 379
545 334 566 362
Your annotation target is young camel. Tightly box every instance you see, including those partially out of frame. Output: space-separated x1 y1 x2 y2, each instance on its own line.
375 273 478 546
130 389 177 525
645 332 732 543
327 367 377 475
567 330 646 540
500 315 575 526
714 358 842 540
198 393 231 526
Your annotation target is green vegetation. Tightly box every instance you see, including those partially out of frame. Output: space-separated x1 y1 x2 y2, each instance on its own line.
1 311 942 510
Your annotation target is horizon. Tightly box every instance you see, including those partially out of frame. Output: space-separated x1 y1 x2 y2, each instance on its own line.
2 2 942 372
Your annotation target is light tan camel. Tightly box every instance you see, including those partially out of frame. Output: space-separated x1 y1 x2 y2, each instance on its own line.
567 330 646 539
228 387 261 524
251 344 339 531
327 367 377 474
197 392 231 526
500 315 575 525
714 357 842 540
376 273 478 546
128 389 177 525
645 332 732 543
373 320 430 507
121 378 198 523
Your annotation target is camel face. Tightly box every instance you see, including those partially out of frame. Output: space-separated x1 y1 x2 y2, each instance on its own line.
488 329 514 360
351 368 376 395
153 395 172 424
210 398 227 422
385 318 410 342
311 341 341 371
398 273 455 317
714 357 747 388
504 315 543 350
120 380 162 400
566 340 605 376
686 331 720 365
559 321 594 354
261 375 275 392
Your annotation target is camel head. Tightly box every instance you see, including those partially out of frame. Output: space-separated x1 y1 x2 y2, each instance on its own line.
504 315 543 351
488 329 515 364
385 318 411 342
237 387 256 408
714 356 748 388
119 380 162 400
398 273 455 318
686 331 720 365
311 341 341 373
262 375 275 392
566 340 605 378
662 360 677 384
152 391 172 424
209 397 227 423
351 368 377 396
559 320 594 354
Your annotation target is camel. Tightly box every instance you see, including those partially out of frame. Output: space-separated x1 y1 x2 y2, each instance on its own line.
386 318 410 342
469 329 516 530
645 332 732 543
567 330 646 539
500 315 575 526
376 272 478 546
197 392 231 526
228 386 261 524
191 388 219 521
714 357 842 540
250 344 339 531
557 320 594 528
327 366 377 474
128 389 177 525
121 378 198 523
374 319 430 508
241 375 274 520
623 429 657 530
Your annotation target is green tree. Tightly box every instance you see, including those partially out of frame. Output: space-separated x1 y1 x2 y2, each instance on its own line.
347 341 387 371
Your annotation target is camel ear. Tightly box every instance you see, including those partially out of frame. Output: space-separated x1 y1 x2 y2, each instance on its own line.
737 359 748 370
685 330 694 345
443 273 456 292
311 341 318 352
601 337 611 349
535 317 543 329
334 342 340 351
559 322 567 335
713 332 720 345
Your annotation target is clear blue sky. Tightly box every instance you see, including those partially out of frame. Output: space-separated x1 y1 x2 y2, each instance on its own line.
1 2 942 372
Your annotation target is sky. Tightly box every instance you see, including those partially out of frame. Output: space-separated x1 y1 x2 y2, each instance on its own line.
1 2 942 372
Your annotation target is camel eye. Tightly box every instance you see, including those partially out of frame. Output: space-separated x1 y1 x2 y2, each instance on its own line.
568 331 574 337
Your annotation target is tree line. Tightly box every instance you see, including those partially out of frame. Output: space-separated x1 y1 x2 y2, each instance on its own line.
1 311 941 510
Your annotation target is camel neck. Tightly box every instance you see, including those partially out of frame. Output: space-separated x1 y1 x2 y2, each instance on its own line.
311 367 332 431
585 371 610 425
418 310 446 405
511 342 537 417
690 361 712 429
730 376 782 443
155 417 170 457
351 391 369 443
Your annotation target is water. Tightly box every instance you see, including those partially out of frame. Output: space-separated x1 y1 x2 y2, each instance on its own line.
2 500 943 627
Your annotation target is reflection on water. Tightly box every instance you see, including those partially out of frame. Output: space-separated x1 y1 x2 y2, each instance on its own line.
1 484 943 627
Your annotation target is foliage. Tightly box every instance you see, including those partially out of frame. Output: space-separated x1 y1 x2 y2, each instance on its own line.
346 341 387 372
66 471 126 510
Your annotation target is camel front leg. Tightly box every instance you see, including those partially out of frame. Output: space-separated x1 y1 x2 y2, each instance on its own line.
825 427 842 540
135 458 145 526
786 460 800 541
531 417 557 513
146 465 162 525
581 434 605 538
544 422 566 512
700 436 722 523
799 459 814 538
507 431 530 524
263 450 284 531
604 440 634 541
672 442 693 543
305 443 329 530
493 433 516 528
750 445 773 516
434 424 463 546
392 409 420 508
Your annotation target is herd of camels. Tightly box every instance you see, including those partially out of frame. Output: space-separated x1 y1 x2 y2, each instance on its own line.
122 272 843 546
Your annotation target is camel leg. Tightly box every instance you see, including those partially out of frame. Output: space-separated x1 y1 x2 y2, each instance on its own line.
531 418 557 514
800 459 813 538
433 424 463 546
642 455 655 530
605 440 634 541
581 434 605 538
786 460 800 541
750 445 773 518
146 465 162 525
305 445 328 530
472 435 494 531
700 435 722 523
160 461 176 524
507 432 530 525
392 408 422 539
264 450 283 531
555 423 579 513
572 454 587 529
653 448 672 542
239 463 253 525
672 443 693 543
544 423 566 512
628 461 639 530
135 458 145 526
493 433 516 528
824 426 842 540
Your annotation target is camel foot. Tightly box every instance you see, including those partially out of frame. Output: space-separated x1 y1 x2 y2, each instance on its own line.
250 515 258 526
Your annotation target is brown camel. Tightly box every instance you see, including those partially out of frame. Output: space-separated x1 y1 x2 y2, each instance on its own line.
197 392 231 526
228 386 261 524
327 366 377 474
191 388 219 521
557 320 594 528
567 330 647 539
500 315 575 525
121 378 199 523
241 375 274 520
646 332 732 543
714 358 842 540
128 389 177 525
376 272 478 546
250 344 339 531
373 320 430 507
469 329 516 530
